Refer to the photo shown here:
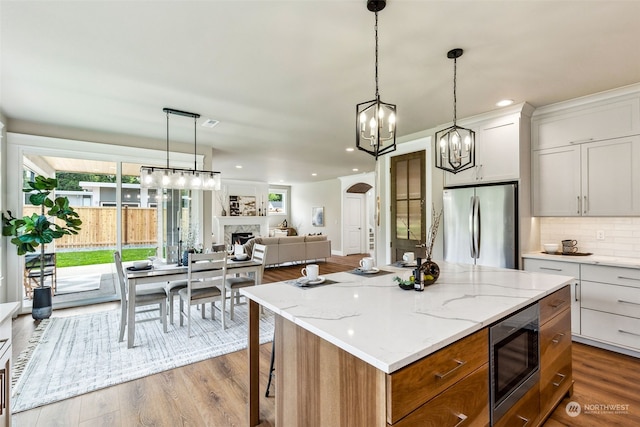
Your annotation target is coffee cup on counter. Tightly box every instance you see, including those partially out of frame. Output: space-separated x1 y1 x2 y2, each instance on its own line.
301 264 319 280
402 252 415 264
359 257 374 271
562 239 578 253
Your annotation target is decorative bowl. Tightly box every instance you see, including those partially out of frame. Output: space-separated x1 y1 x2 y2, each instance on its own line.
234 253 249 261
543 243 559 253
133 260 151 269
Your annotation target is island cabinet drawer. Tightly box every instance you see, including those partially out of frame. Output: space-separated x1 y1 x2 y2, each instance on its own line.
540 286 571 325
582 280 640 318
390 364 489 427
540 306 572 367
581 308 640 350
494 379 539 427
582 264 640 288
523 259 579 278
386 328 488 424
540 349 572 414
540 310 573 415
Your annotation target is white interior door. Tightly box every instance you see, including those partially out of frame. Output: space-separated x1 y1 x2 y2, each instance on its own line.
345 194 364 255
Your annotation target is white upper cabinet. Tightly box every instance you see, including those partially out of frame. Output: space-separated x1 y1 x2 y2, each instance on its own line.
533 136 640 216
532 94 640 150
532 85 640 216
444 104 533 187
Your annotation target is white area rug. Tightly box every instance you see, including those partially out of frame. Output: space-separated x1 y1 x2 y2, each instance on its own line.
12 304 274 413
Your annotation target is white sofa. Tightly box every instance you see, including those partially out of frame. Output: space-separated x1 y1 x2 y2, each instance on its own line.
245 235 331 266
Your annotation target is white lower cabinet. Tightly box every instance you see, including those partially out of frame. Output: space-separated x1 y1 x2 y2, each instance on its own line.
523 258 580 334
524 258 640 355
580 264 640 352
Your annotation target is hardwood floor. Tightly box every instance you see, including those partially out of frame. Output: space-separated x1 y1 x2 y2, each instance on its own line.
11 255 640 426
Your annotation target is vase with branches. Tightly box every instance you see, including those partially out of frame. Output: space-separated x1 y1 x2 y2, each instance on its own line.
2 176 82 319
419 206 443 286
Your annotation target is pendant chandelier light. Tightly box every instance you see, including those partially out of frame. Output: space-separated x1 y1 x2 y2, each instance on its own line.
140 108 221 191
435 48 475 174
356 0 396 160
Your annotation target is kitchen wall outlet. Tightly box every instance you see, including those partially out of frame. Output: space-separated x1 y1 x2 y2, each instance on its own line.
596 230 605 240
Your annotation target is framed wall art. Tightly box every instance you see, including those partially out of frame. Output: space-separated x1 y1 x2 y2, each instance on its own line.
311 206 324 227
229 195 257 216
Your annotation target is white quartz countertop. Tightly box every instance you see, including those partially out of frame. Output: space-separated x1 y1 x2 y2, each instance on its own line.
523 252 640 269
241 262 572 374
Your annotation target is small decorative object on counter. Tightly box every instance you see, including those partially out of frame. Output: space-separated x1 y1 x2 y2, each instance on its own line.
421 259 441 285
414 257 424 291
393 276 414 290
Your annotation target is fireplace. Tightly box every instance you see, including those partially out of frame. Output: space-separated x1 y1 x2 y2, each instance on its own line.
231 232 254 245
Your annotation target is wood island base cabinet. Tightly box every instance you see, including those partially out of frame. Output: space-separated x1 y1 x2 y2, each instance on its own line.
272 287 573 427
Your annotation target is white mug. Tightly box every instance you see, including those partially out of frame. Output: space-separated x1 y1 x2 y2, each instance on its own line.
402 252 415 263
359 257 374 271
301 264 319 280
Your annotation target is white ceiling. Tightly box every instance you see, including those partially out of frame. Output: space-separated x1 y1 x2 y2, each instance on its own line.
2 1 640 183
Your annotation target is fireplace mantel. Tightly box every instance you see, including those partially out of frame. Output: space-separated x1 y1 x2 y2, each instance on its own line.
213 216 270 245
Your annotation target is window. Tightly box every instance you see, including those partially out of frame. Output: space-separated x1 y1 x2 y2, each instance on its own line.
268 189 287 215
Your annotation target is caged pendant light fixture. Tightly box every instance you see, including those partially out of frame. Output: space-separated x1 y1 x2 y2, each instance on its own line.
356 0 396 160
435 48 475 174
140 108 221 191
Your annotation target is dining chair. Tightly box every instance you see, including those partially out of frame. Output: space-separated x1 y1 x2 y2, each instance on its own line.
178 251 227 337
225 243 267 321
113 251 168 343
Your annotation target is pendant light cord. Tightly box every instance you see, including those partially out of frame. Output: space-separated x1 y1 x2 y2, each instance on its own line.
194 116 198 170
166 111 170 168
452 56 457 126
374 10 379 99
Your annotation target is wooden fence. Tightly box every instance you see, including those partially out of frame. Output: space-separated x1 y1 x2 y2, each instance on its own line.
23 206 157 248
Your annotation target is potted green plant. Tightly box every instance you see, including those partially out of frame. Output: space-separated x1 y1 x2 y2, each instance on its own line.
2 176 82 319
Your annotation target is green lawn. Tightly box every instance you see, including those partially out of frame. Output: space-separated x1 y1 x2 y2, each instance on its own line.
56 248 157 268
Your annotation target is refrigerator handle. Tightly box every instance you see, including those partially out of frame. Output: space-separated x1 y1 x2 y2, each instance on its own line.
469 196 476 258
474 196 481 259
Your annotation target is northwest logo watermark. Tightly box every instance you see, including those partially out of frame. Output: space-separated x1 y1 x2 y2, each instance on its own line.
566 401 631 417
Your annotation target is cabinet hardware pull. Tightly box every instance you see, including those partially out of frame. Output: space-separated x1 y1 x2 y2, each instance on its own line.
540 267 562 272
569 137 594 145
517 415 530 426
575 283 579 301
584 196 587 214
435 359 466 379
549 299 566 308
453 412 468 427
619 329 640 337
552 372 566 387
577 195 581 214
617 276 640 282
618 299 640 306
551 332 565 344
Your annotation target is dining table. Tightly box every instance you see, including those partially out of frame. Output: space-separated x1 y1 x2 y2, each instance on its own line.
125 256 263 348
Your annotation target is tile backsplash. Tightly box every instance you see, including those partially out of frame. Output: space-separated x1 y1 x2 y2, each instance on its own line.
540 217 640 258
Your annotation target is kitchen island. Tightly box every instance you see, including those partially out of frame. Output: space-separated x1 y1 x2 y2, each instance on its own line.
241 262 574 426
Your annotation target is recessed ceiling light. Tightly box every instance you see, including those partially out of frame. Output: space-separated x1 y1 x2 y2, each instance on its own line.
311 173 317 176
235 165 243 169
496 99 514 107
352 168 359 172
201 119 220 128
346 147 355 152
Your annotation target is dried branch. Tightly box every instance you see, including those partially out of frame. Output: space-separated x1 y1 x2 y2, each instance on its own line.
425 205 443 260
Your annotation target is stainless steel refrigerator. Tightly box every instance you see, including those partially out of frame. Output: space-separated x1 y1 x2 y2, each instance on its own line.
443 183 517 269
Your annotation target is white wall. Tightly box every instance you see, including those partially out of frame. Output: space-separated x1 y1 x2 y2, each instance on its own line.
290 178 342 250
540 217 640 258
